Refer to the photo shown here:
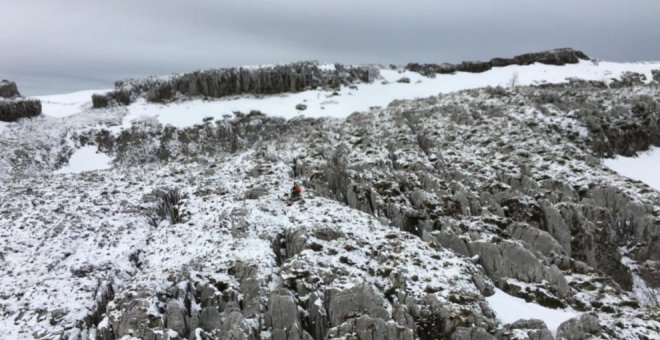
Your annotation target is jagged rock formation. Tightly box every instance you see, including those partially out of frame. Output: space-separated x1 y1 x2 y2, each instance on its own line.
406 48 589 76
92 62 379 108
0 80 41 122
1 52 660 339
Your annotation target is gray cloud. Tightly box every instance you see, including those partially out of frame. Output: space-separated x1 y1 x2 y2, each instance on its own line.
1 0 659 95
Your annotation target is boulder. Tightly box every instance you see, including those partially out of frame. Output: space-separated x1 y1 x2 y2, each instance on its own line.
496 319 553 340
327 284 389 327
539 201 572 255
199 306 222 332
165 301 187 336
450 327 496 340
326 314 414 340
468 240 570 298
306 294 328 339
111 298 163 338
0 80 19 98
218 311 255 340
267 290 302 340
507 222 565 256
556 314 601 340
0 98 41 122
92 90 132 108
653 69 660 82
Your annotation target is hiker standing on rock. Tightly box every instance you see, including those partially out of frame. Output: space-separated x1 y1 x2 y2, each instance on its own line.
291 182 302 200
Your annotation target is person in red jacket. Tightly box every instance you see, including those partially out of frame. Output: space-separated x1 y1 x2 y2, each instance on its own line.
291 182 302 200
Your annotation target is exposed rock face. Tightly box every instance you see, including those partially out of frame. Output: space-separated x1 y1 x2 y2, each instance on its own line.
327 284 390 326
0 98 42 122
0 80 41 122
0 80 20 98
267 290 309 340
496 319 553 340
407 48 589 76
3 52 660 340
652 69 660 82
450 327 496 340
578 94 660 157
556 314 601 340
92 62 379 108
326 315 415 340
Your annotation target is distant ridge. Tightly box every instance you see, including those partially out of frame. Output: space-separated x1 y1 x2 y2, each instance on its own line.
92 48 589 108
406 48 589 75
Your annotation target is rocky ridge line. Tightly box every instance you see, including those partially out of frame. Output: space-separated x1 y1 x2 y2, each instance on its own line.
405 48 589 76
92 62 379 108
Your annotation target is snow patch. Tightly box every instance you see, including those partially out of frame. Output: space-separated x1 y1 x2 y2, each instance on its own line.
486 288 579 336
36 89 112 118
603 147 660 191
54 146 113 174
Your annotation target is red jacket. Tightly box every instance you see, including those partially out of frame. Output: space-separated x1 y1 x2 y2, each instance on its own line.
292 185 302 194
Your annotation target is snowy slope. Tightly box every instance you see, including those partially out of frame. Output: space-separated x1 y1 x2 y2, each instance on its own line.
2 55 660 340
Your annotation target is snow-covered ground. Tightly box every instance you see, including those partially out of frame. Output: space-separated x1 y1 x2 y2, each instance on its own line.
53 146 113 174
29 60 660 130
3 57 660 339
36 89 112 118
486 288 578 336
603 147 660 191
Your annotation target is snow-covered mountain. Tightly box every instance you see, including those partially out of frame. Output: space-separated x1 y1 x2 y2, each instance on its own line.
1 49 660 340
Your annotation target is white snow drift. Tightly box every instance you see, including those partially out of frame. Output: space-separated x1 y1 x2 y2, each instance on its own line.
603 147 660 191
486 288 578 336
53 146 113 174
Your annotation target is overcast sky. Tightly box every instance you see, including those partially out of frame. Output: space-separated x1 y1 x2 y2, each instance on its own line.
2 0 660 95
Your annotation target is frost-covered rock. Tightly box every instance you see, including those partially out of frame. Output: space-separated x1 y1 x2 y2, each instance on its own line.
0 80 42 122
0 79 19 98
326 314 414 340
93 62 379 107
450 327 496 340
407 48 589 76
165 301 186 336
267 290 304 340
556 314 601 340
0 98 41 122
2 51 660 340
652 69 660 82
327 284 390 326
495 319 553 340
